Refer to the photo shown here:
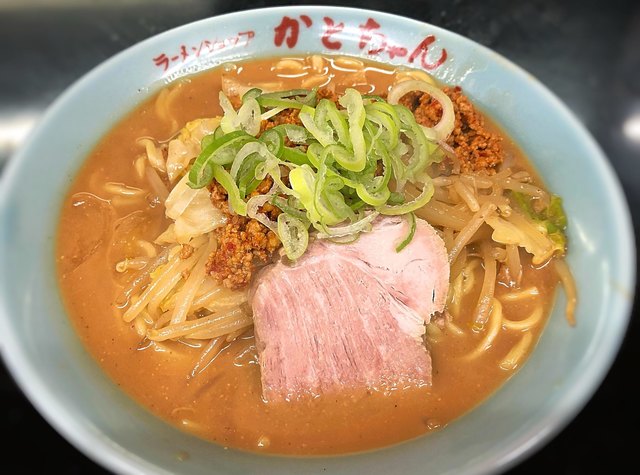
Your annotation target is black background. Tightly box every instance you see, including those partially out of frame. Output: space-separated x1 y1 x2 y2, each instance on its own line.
1 0 638 473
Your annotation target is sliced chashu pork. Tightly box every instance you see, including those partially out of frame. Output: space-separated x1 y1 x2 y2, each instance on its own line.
250 216 449 401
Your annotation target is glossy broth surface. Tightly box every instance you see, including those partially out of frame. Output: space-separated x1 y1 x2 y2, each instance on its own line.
57 57 559 455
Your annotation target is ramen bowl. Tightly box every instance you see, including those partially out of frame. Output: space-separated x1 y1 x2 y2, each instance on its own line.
0 6 634 475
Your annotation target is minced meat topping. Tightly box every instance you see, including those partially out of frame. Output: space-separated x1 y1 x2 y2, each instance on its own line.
206 178 281 289
399 86 504 173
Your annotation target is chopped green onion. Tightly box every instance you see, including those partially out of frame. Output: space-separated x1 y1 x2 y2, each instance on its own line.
289 165 323 224
188 130 253 188
361 94 385 102
339 89 367 172
201 133 217 149
213 126 225 139
242 88 262 102
236 153 265 198
378 178 434 215
387 192 406 205
299 103 334 147
396 213 417 252
257 89 317 109
230 142 272 180
281 147 311 166
185 84 451 260
277 213 310 260
211 164 247 216
270 124 309 144
258 128 284 158
270 196 308 221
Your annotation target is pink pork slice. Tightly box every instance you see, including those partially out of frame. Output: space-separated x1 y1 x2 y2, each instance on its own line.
250 215 449 401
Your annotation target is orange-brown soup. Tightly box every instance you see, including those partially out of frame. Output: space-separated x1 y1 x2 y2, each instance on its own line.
57 56 561 455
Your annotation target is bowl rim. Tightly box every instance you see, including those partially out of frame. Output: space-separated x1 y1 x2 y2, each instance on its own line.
0 5 635 475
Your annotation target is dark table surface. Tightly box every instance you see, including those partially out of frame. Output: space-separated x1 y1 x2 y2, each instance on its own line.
1 0 638 473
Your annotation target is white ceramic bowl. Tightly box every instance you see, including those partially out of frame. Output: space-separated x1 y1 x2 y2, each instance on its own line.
0 6 634 475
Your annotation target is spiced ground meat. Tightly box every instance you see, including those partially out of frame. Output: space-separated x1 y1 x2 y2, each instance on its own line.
206 179 281 290
399 86 504 173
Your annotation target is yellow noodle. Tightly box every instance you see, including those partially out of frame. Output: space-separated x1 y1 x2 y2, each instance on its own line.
466 298 502 360
115 257 149 273
449 248 469 283
447 272 464 318
175 338 204 349
193 275 220 296
338 70 368 87
135 156 146 179
254 81 285 91
155 88 170 121
225 328 247 343
309 55 326 74
555 259 578 325
461 258 479 295
499 332 533 371
273 59 305 71
445 314 465 336
394 69 435 85
448 256 477 319
301 75 330 89
500 286 540 302
502 305 544 331
163 83 184 130
426 323 443 343
491 247 507 262
137 240 157 258
104 182 146 197
472 243 497 329
334 56 364 69
505 244 523 286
